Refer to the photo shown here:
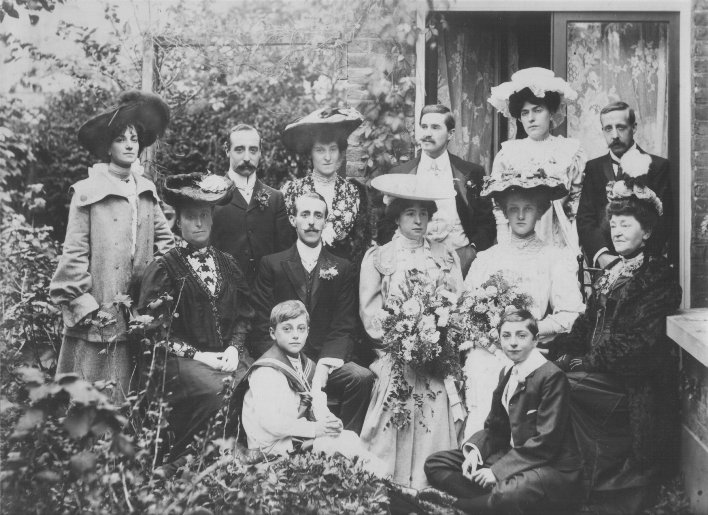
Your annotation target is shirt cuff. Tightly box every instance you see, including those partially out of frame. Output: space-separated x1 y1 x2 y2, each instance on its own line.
593 247 610 267
317 358 344 373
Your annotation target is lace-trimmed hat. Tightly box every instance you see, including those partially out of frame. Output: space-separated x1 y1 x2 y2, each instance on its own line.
78 90 170 159
371 173 456 203
162 173 234 207
606 148 663 216
488 67 577 128
481 168 569 201
282 107 363 154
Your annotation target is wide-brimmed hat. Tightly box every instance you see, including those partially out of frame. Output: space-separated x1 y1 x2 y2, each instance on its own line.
282 107 363 154
78 90 170 159
481 168 568 201
606 148 663 215
488 67 576 127
371 173 456 203
162 173 234 207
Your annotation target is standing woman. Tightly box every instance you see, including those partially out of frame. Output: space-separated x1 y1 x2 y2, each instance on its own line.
281 107 371 267
462 172 585 435
551 156 682 513
358 174 465 489
50 91 174 402
488 67 587 251
138 173 254 459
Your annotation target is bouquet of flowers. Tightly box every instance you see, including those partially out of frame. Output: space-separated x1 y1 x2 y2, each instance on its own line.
449 272 532 354
375 269 461 429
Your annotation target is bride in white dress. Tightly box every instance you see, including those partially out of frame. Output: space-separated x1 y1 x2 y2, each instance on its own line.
462 176 585 437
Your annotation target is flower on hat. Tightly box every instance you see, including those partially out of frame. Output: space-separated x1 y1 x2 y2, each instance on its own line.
619 148 652 178
199 174 230 193
606 180 663 216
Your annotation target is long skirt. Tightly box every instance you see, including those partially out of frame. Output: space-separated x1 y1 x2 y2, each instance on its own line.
462 347 510 439
165 355 251 459
360 354 461 489
567 371 661 514
56 334 139 404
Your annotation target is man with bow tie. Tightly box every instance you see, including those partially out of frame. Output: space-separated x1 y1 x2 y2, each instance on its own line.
212 124 295 285
381 104 496 276
577 102 672 268
248 191 374 434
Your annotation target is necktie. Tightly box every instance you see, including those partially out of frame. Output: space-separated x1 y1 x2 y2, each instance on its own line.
503 366 519 409
430 160 440 176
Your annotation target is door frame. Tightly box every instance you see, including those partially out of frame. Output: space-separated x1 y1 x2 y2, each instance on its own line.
414 0 692 307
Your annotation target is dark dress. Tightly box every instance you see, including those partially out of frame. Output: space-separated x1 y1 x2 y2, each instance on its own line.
549 253 682 513
138 245 255 458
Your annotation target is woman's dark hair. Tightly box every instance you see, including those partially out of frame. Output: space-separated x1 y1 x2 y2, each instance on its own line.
508 87 561 119
606 198 658 234
385 197 438 225
102 121 148 162
496 188 552 216
310 127 349 153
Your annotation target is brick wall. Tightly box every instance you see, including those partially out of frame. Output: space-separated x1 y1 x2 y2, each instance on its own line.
693 0 708 307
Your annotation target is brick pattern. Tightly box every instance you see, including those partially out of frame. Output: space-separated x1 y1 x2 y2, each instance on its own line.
694 0 708 307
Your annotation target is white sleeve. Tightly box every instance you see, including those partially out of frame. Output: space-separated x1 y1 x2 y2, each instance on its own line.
538 249 585 339
247 367 318 438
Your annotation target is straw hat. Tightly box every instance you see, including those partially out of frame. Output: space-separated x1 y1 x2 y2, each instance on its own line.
78 90 170 159
282 107 363 154
371 173 456 203
481 168 569 201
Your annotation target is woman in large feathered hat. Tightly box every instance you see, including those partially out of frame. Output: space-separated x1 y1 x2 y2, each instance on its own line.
461 167 585 435
138 172 256 461
488 67 587 251
550 154 681 512
50 90 174 403
281 107 371 266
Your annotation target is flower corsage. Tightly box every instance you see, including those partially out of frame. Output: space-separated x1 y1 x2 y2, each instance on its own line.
255 190 271 211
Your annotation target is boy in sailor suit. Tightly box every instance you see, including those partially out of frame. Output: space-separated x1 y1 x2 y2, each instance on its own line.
240 300 384 474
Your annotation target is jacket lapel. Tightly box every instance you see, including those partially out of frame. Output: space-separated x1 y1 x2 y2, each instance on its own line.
309 251 330 311
246 179 263 212
602 154 615 183
449 155 469 206
230 185 249 210
282 246 308 304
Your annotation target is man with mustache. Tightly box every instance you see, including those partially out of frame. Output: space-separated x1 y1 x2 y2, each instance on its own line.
382 105 496 276
212 124 295 285
248 191 374 434
577 101 672 268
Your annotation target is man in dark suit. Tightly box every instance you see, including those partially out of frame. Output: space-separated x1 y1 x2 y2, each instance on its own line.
425 309 582 514
212 124 294 285
577 102 671 268
249 191 374 434
383 104 496 276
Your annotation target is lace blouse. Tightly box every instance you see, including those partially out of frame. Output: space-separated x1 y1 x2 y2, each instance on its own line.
464 232 585 343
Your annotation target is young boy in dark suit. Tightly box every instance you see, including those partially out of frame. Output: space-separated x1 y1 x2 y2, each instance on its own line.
424 309 582 514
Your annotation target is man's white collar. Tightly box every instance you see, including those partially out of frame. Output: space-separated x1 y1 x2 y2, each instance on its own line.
228 169 257 190
508 348 546 380
296 239 322 262
609 142 637 163
420 150 451 169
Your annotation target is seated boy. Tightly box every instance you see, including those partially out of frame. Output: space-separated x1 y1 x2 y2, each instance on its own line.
241 300 384 474
424 309 582 514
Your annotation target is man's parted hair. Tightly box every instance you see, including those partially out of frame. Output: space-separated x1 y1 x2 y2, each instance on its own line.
419 104 455 131
224 123 260 151
293 190 329 218
600 101 636 126
497 308 539 337
270 300 310 328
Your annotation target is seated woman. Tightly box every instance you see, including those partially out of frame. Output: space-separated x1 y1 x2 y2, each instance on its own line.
138 173 254 459
550 154 682 513
488 67 586 251
463 171 585 436
281 107 371 267
358 174 465 489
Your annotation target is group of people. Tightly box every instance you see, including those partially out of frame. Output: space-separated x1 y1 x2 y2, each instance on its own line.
49 67 681 514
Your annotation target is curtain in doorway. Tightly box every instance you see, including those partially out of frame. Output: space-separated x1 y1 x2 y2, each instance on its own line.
566 22 669 159
437 24 517 173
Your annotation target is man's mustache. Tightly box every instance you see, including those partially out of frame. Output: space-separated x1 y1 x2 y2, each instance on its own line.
236 162 256 171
